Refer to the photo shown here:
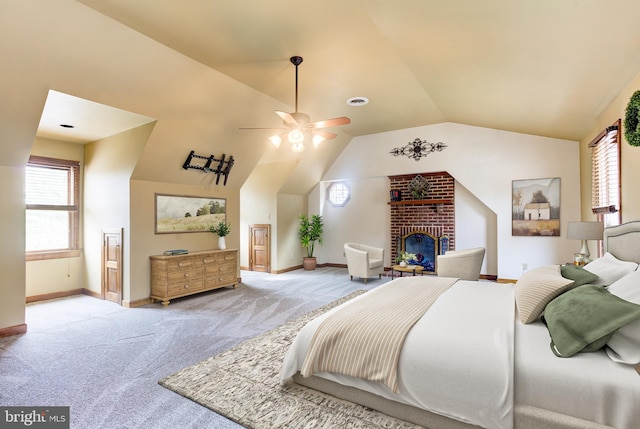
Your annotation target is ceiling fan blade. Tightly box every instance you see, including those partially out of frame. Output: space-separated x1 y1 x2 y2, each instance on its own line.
239 127 286 131
309 116 351 129
275 111 298 126
311 129 337 140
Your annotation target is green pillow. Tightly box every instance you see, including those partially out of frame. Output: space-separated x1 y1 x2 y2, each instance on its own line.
560 264 599 287
542 284 640 357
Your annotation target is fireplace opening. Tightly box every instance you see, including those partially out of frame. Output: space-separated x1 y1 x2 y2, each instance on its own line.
401 231 438 273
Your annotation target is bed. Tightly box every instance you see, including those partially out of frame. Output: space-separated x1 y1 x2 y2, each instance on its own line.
281 221 640 429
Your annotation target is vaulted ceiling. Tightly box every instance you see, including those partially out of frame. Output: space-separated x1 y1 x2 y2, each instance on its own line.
76 0 640 142
5 1 640 194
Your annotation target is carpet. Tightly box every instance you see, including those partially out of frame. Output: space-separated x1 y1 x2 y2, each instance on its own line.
159 290 420 428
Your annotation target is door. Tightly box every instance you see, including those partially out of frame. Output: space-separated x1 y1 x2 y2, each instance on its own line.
249 224 270 272
102 228 123 304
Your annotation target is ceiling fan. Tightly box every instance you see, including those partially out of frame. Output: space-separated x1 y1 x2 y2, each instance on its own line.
240 56 351 152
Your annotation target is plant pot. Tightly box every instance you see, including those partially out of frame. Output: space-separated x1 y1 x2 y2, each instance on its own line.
218 236 226 250
302 257 317 271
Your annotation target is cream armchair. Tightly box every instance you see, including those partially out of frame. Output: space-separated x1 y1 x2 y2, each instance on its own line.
436 247 485 281
344 243 385 283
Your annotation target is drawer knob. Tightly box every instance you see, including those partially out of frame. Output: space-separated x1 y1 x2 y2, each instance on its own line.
184 284 189 289
203 258 213 263
179 262 184 267
184 273 189 277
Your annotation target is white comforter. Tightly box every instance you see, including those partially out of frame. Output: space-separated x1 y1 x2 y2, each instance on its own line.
282 277 516 429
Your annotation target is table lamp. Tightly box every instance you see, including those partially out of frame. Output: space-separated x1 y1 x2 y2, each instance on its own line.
566 221 604 263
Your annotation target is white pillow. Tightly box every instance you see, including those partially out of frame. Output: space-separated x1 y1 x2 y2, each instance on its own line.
606 270 640 364
583 252 638 286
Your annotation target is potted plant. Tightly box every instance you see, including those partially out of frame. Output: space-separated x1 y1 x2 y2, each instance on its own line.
298 214 323 270
210 220 231 250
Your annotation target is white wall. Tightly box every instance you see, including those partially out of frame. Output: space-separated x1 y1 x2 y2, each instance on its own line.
0 166 26 330
455 181 498 275
130 180 240 303
321 122 581 280
318 177 390 266
84 125 152 301
277 194 305 270
239 160 298 271
26 138 85 297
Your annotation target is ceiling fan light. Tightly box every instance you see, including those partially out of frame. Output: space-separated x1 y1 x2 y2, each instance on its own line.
312 135 324 148
269 134 282 148
291 141 305 153
288 128 305 144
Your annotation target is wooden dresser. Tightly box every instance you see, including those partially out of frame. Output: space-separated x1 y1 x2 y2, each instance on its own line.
150 249 238 306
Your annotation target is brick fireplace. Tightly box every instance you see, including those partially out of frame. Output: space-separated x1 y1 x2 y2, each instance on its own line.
389 172 455 273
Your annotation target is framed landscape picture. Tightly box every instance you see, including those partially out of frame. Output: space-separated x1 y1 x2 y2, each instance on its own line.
155 194 226 234
512 177 560 236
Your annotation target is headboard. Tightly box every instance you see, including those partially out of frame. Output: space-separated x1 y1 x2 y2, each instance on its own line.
603 220 640 264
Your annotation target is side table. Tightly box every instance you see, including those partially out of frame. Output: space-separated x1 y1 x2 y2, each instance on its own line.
391 264 425 277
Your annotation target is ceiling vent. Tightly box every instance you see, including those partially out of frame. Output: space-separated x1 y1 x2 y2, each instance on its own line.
347 97 369 106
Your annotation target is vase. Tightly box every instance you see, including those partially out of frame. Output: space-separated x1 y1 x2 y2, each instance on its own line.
218 236 226 250
302 257 317 270
399 261 407 267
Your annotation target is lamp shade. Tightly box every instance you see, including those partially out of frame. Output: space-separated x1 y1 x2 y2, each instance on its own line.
566 221 604 240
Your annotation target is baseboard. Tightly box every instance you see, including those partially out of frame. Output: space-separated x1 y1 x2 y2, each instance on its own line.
123 298 152 308
82 288 102 299
273 265 303 274
496 278 517 283
0 323 27 338
324 263 347 268
26 288 84 303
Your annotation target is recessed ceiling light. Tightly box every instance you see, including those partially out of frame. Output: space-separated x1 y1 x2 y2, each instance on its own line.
346 97 369 106
59 124 75 129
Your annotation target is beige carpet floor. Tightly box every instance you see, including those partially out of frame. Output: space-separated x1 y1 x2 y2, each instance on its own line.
159 290 420 429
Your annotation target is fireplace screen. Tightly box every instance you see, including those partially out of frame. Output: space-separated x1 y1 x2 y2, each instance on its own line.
401 231 438 273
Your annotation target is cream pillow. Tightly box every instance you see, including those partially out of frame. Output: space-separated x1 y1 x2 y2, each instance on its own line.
583 252 638 286
606 269 640 364
515 265 574 324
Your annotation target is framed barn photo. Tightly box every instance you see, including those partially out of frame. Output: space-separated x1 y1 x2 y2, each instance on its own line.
155 193 226 234
512 178 560 236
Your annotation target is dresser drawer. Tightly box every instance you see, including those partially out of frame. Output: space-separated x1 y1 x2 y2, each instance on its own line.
167 268 203 282
204 261 235 275
215 252 237 264
168 279 204 296
206 271 236 286
167 258 202 271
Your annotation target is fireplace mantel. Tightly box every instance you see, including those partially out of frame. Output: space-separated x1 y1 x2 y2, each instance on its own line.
388 199 453 206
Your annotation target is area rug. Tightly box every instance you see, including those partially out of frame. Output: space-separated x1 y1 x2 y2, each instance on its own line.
159 290 420 428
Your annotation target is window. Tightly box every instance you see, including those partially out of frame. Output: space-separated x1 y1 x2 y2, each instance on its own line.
327 182 351 207
590 119 621 227
26 156 80 260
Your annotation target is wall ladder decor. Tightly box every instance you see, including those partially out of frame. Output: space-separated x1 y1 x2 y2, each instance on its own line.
182 150 234 185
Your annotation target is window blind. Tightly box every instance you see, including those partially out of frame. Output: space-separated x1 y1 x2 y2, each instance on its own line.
26 156 80 256
590 121 620 216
